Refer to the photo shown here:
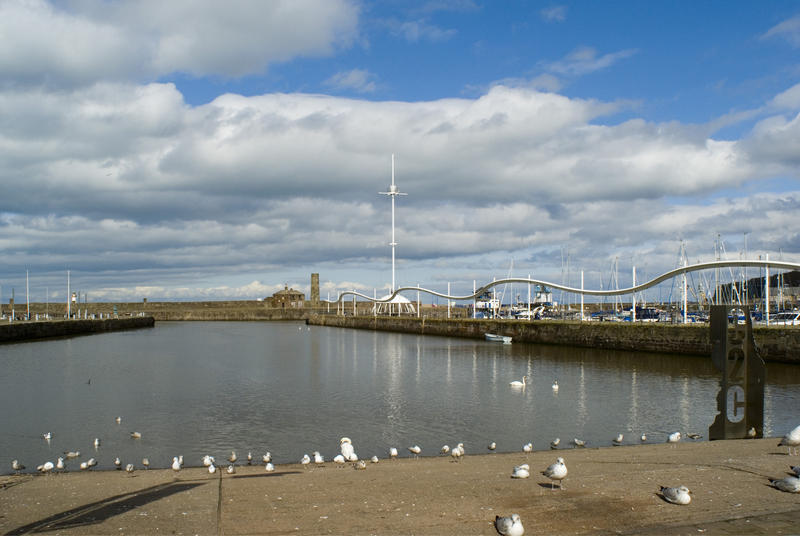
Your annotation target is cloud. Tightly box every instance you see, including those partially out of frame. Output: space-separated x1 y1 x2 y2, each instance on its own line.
546 46 638 76
388 18 457 42
1 80 798 300
324 69 378 93
761 14 800 47
540 5 567 22
0 0 360 87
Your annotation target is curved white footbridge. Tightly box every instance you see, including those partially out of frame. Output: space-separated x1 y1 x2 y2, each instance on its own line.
335 259 800 323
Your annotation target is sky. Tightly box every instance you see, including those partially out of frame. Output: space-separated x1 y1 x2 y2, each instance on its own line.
1 0 799 304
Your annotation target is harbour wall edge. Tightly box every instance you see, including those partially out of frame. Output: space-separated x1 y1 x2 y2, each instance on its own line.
0 316 155 344
307 315 800 364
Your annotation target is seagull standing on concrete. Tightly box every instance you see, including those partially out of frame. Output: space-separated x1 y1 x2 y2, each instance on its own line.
333 454 346 466
778 424 800 455
550 438 560 449
613 434 623 446
488 442 497 451
389 447 398 459
408 445 422 459
440 445 450 455
523 442 533 454
172 457 181 471
12 460 24 473
572 438 586 448
340 438 358 462
667 432 681 446
494 513 525 536
659 485 692 504
314 451 324 465
542 457 568 490
262 452 271 464
301 454 311 468
265 462 275 472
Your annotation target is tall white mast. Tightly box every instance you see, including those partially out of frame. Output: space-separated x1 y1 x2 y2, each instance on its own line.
379 154 406 293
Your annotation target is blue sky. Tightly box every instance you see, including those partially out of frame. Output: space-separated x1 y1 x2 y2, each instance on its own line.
0 0 799 303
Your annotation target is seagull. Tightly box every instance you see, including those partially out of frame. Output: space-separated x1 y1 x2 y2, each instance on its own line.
389 447 398 459
550 438 560 449
613 434 623 446
667 432 681 445
247 452 253 465
509 375 527 388
12 460 24 473
778 424 800 455
660 485 692 504
333 454 346 466
65 451 80 459
87 457 97 468
142 458 150 470
80 461 89 470
94 438 101 448
203 455 215 467
770 476 800 493
130 432 142 439
542 457 568 490
115 416 122 424
686 433 702 440
747 427 757 439
226 464 236 474
441 445 450 455
511 464 530 479
494 513 525 536
552 380 559 392
451 443 464 462
572 438 586 448
370 455 379 463
340 437 358 462
488 442 497 451
314 451 324 465
114 457 122 470
207 463 216 474
227 451 237 465
126 463 135 474
265 462 275 472
354 460 367 470
408 445 422 459
42 432 51 441
38 461 54 473
523 442 533 454
301 454 311 468
262 452 272 464
791 465 800 477
56 457 65 471
172 457 181 471
178 455 183 467
640 433 647 443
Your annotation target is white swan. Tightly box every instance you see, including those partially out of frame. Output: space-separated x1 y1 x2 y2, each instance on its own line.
509 375 527 388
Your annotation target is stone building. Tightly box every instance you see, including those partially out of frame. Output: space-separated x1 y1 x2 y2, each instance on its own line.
267 285 305 309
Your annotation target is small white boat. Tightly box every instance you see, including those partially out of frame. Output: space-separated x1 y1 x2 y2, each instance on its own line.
485 333 512 344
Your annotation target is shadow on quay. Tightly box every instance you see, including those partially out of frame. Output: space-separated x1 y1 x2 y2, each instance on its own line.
4 479 206 535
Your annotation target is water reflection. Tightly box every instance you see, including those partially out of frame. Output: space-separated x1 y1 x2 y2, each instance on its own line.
1 321 798 473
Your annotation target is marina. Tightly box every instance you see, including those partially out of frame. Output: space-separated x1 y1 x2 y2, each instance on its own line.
2 321 799 475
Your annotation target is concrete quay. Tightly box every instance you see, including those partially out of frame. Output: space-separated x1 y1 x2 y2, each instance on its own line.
1 439 799 535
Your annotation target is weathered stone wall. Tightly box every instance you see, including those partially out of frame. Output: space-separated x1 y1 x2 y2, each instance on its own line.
307 315 800 363
0 316 155 344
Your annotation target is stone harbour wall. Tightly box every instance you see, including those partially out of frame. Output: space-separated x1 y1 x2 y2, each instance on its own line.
307 315 800 364
0 316 155 344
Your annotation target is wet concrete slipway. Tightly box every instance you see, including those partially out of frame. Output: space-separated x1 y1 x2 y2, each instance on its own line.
1 438 799 535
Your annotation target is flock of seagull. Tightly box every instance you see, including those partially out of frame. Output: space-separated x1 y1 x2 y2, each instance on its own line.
8 396 800 536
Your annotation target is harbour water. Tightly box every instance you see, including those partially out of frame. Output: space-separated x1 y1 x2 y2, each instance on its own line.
2 321 798 473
